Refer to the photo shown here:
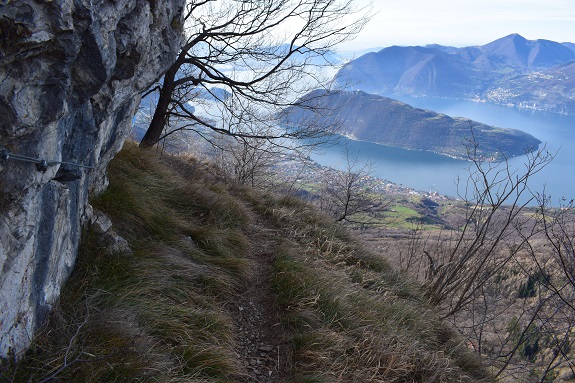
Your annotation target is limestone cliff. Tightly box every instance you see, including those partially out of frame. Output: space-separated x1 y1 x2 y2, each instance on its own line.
0 0 185 357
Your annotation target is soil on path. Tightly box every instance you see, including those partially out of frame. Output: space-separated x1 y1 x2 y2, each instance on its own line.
234 218 291 383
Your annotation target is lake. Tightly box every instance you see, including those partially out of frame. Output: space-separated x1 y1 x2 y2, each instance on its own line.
309 96 575 205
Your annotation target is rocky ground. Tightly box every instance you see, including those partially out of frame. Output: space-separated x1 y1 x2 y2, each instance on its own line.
235 221 287 382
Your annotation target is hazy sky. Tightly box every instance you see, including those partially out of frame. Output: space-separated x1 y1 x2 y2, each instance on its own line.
338 0 575 51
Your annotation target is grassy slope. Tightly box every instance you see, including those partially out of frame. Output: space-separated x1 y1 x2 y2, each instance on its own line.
3 143 491 382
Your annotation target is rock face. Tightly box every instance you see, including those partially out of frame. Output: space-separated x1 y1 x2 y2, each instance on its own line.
0 0 185 357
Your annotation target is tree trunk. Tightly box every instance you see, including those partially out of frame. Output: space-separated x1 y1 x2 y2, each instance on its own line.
139 65 178 148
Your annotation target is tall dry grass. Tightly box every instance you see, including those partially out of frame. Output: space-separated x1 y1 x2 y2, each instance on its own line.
2 142 491 382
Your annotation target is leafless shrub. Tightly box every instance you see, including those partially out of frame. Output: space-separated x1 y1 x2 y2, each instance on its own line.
318 146 383 224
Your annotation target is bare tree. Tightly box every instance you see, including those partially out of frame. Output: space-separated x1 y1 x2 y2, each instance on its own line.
396 141 561 381
394 137 575 381
422 144 553 317
212 136 280 188
512 196 575 382
139 0 370 148
318 147 380 224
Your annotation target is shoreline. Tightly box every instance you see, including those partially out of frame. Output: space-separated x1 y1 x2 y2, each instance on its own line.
338 133 531 163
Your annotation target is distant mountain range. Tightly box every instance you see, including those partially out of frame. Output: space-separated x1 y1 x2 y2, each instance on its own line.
334 34 575 114
280 89 541 160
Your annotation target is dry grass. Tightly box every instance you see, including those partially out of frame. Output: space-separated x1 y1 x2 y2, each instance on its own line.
1 142 492 382
246 193 490 382
2 143 250 382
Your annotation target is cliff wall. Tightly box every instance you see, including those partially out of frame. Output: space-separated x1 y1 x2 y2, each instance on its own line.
0 0 185 357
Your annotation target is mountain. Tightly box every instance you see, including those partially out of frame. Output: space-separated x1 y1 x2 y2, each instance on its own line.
197 87 232 101
333 34 575 113
477 34 575 69
423 44 461 54
281 89 540 160
485 61 575 114
335 45 480 97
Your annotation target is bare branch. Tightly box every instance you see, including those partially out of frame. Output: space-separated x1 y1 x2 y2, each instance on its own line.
140 0 372 148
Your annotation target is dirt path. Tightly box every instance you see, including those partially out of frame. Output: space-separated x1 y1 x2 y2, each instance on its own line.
234 219 290 383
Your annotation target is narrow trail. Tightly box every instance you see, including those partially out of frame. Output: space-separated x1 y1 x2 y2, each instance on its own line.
234 217 290 383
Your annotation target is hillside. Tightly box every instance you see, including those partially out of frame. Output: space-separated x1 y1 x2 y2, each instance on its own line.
334 34 575 114
485 61 575 114
334 45 480 97
280 89 541 160
3 143 489 382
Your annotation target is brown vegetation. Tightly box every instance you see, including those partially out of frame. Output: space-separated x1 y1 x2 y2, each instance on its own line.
1 142 489 382
356 148 575 383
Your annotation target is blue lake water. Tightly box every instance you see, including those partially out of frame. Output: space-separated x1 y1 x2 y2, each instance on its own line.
309 96 575 204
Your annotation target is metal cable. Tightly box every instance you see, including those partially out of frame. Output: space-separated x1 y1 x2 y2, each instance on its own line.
1 149 95 172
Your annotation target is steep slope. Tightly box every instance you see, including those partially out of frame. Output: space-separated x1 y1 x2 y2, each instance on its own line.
281 90 541 160
3 143 491 382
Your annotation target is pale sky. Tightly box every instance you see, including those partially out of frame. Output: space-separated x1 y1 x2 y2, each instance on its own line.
338 0 575 51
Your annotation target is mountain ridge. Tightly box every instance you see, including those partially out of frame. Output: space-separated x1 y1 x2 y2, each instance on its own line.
334 34 575 114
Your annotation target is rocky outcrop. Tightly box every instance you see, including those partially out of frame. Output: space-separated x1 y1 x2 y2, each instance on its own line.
0 0 185 357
